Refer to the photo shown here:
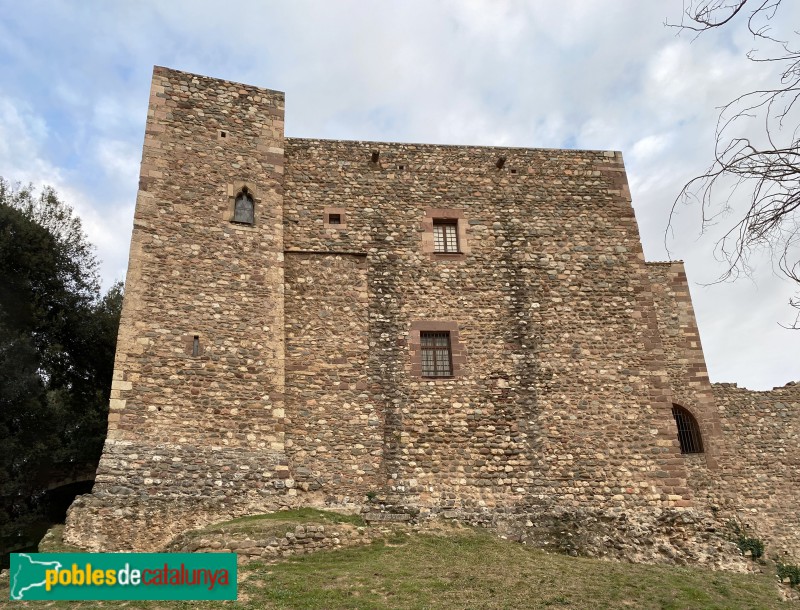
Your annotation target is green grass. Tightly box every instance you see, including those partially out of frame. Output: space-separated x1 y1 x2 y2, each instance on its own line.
178 508 366 540
236 530 788 610
2 521 791 609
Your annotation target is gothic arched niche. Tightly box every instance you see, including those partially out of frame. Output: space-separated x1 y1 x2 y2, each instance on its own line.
233 187 255 224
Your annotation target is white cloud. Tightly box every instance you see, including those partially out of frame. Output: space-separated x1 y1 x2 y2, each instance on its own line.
631 134 670 162
94 138 140 185
1 0 798 388
0 95 134 290
0 97 60 186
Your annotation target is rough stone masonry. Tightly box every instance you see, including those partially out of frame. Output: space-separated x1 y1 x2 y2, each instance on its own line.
65 67 798 564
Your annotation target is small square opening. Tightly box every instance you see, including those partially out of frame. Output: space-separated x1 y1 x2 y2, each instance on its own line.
328 213 341 225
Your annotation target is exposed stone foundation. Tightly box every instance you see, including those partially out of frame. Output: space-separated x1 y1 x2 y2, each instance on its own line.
65 494 297 553
166 523 372 561
495 508 751 571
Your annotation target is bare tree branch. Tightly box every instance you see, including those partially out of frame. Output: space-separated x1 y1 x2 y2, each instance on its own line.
667 0 800 326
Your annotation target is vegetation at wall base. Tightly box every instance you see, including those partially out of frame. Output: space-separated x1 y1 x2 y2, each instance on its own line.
729 519 765 560
777 561 800 587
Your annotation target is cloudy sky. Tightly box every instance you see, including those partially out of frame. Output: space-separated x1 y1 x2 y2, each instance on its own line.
0 1 797 390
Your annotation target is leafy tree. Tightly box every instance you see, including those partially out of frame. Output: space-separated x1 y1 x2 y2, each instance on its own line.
0 178 122 555
668 0 800 325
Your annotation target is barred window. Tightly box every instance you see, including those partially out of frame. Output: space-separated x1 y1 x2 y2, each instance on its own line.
433 220 459 253
672 405 704 454
420 331 453 377
233 188 255 224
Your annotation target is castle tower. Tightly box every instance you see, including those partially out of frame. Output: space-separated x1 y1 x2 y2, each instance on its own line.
66 67 290 550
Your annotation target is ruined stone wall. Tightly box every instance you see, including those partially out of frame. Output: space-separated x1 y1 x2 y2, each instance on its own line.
647 262 799 557
282 139 690 513
710 382 800 557
66 67 291 550
167 522 372 561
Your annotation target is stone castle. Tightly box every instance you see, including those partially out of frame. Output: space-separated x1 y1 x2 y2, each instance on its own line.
65 66 799 563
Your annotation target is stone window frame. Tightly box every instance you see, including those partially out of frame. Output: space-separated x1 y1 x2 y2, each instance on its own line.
225 180 261 228
324 206 347 229
421 208 470 260
409 321 466 379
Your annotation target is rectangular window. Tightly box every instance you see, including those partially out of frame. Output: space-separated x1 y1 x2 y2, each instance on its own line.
328 213 341 225
192 335 200 357
420 331 453 377
433 220 459 253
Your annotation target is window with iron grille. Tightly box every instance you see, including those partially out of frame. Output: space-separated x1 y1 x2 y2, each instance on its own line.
420 331 453 377
433 219 459 253
672 405 704 454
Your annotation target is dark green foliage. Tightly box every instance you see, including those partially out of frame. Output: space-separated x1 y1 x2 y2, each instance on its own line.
729 520 765 560
0 178 122 555
737 536 765 560
777 562 800 587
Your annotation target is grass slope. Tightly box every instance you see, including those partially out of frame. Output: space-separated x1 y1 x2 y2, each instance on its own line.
240 528 786 610
2 513 790 609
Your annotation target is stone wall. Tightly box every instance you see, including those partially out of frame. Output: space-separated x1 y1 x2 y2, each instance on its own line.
710 382 800 558
646 262 722 467
496 506 752 571
284 252 383 500
647 260 723 507
282 138 689 512
166 523 372 561
65 495 297 553
647 261 799 558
